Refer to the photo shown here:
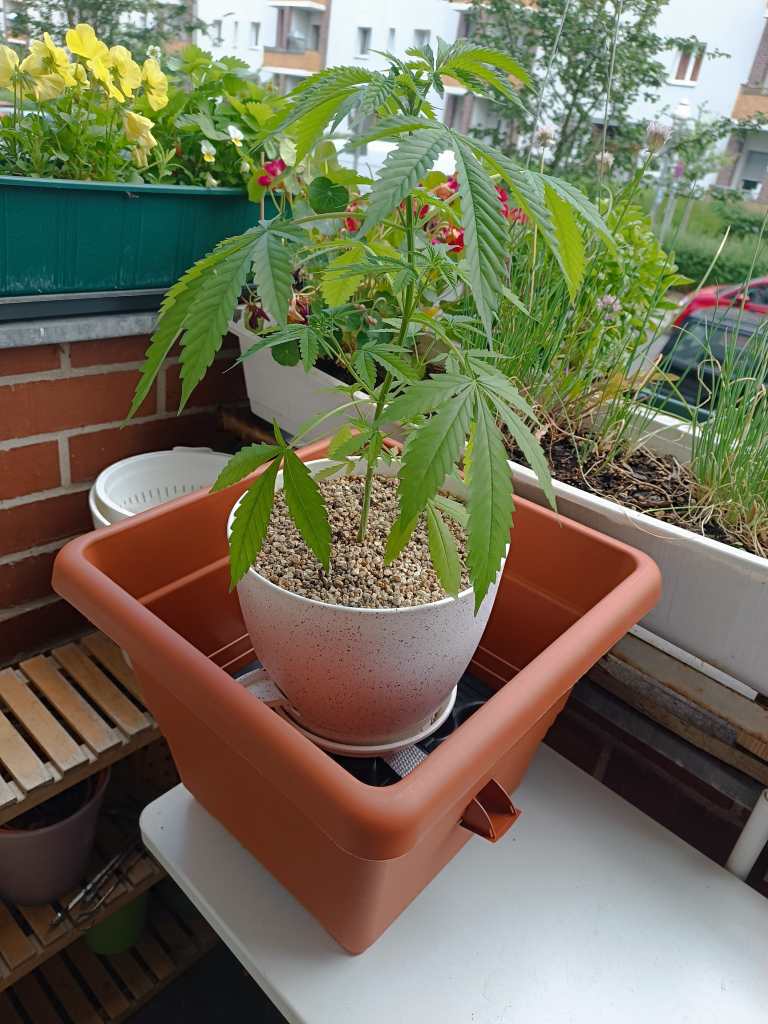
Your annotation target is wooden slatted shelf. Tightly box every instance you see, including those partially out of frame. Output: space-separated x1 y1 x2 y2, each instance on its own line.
0 888 218 1023
0 635 159 827
0 814 165 992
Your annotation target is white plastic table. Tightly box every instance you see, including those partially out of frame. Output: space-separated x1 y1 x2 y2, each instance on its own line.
140 745 768 1024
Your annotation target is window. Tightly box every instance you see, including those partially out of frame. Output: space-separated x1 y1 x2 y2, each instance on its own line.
387 28 395 52
233 20 239 47
250 22 260 48
741 150 768 191
357 27 371 56
671 45 705 84
211 19 222 45
414 29 430 49
310 23 320 51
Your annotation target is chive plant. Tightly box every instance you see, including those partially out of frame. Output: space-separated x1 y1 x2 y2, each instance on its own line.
125 39 614 611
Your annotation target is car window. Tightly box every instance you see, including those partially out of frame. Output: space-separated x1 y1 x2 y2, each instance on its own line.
747 285 768 305
663 318 764 367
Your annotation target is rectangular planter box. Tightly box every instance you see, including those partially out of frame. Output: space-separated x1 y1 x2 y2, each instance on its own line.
0 176 268 296
508 411 768 695
52 438 660 953
229 313 373 440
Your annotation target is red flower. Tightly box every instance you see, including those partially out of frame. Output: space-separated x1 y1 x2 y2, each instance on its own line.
257 158 286 187
344 200 360 232
446 173 459 193
432 226 464 252
507 207 529 226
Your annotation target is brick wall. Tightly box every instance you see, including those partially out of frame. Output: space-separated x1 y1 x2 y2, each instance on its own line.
0 333 247 667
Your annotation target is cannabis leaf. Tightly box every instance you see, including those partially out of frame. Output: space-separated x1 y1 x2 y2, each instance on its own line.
210 443 282 492
426 501 462 597
228 458 281 590
282 449 331 572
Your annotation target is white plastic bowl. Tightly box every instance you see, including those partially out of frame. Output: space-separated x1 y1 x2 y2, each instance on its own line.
91 447 231 529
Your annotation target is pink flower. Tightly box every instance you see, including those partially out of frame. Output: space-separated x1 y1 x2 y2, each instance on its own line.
432 225 464 252
257 158 286 187
344 200 360 232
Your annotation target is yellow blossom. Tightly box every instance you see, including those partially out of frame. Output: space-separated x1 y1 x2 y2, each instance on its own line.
109 45 140 96
123 109 155 142
65 23 109 61
141 58 168 111
23 32 76 85
0 46 18 88
73 63 88 85
24 72 66 102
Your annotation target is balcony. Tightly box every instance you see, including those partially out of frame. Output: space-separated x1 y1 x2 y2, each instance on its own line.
262 46 322 76
732 85 768 120
269 0 325 8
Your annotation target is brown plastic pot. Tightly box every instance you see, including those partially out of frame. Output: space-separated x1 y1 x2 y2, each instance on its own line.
52 438 661 953
0 768 110 905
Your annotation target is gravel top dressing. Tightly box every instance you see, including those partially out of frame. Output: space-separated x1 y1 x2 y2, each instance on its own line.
252 475 470 608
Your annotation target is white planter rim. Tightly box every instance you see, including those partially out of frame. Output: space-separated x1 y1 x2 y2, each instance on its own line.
227 457 489 614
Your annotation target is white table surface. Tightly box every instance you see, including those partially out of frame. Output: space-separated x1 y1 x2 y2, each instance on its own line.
140 745 768 1024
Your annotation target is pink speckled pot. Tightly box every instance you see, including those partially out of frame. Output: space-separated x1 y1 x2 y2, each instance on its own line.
227 459 504 746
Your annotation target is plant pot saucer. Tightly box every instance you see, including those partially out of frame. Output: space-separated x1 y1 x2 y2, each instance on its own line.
274 686 458 758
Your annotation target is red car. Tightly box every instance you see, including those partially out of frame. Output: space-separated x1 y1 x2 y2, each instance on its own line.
673 275 768 327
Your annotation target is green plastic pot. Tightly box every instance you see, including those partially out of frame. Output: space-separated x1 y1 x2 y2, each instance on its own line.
85 890 149 955
0 176 276 296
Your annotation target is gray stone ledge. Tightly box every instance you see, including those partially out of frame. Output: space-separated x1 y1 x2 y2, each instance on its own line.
0 312 157 349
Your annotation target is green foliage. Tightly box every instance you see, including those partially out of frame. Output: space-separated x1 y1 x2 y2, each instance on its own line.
672 233 768 289
128 40 617 609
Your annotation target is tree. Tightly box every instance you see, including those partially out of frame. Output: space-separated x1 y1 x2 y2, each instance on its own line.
468 0 671 175
5 0 204 62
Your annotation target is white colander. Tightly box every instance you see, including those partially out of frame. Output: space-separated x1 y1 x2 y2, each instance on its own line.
90 447 231 528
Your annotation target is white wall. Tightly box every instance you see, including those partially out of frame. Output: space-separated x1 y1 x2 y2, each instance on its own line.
627 0 766 124
195 0 278 74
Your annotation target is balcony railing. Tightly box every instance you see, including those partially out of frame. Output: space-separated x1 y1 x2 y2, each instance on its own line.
732 85 768 120
262 47 322 74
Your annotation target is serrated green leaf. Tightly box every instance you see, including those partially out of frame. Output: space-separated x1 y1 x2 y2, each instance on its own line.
229 458 281 589
547 176 616 254
177 242 258 411
299 329 319 373
360 129 448 237
327 424 352 458
397 390 473 523
379 376 471 423
348 114 440 149
353 348 377 390
252 227 296 328
544 182 585 300
330 429 373 459
313 462 349 481
282 448 331 572
384 512 418 565
370 349 418 382
466 398 514 613
492 396 556 513
426 501 462 598
211 444 282 492
429 493 468 529
321 246 365 305
448 134 508 338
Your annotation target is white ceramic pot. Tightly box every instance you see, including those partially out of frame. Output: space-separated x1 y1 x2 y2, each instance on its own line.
229 313 375 440
507 409 768 696
227 458 504 745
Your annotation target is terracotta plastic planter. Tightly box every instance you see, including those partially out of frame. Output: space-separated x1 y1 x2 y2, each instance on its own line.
229 458 504 746
52 438 660 953
0 769 110 905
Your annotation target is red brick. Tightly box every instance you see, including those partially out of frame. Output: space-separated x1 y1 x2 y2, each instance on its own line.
69 412 222 483
0 370 156 442
0 491 92 557
0 345 59 377
0 599 89 666
165 342 247 412
69 335 152 368
0 442 60 500
0 550 58 610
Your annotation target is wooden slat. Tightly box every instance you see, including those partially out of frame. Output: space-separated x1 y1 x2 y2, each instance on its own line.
80 635 144 705
0 990 25 1024
12 972 65 1024
16 906 69 948
0 902 37 971
147 901 196 960
0 776 17 812
737 730 768 762
0 708 51 794
20 657 119 756
65 943 131 1019
0 670 86 774
40 956 103 1024
51 645 150 737
133 932 174 981
107 951 153 1000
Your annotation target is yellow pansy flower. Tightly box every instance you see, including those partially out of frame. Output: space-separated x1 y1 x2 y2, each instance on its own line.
24 72 66 102
23 32 76 85
0 45 19 88
73 62 88 85
200 140 216 163
65 24 109 61
109 45 140 96
122 109 155 142
141 58 168 111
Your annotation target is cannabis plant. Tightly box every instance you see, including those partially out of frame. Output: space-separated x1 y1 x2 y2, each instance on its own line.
126 39 613 611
